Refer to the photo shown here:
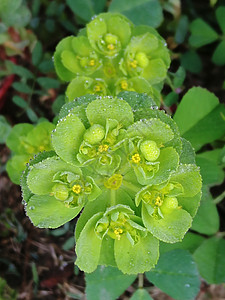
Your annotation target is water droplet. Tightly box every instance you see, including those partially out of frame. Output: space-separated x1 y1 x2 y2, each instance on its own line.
29 206 35 210
185 284 190 288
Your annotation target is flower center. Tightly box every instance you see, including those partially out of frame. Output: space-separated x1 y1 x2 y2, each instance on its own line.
104 174 123 190
121 80 128 90
131 153 141 164
98 144 109 153
72 184 82 194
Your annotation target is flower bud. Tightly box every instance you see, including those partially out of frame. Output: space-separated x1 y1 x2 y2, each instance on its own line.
160 196 178 214
140 140 160 162
52 183 69 201
83 124 105 145
135 52 149 68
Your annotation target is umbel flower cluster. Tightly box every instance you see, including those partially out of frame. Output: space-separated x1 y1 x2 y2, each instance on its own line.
54 13 170 105
21 92 202 274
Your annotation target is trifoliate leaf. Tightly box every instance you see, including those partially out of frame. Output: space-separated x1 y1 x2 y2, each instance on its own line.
189 19 218 47
146 249 200 300
212 40 225 66
215 6 225 34
85 265 136 300
174 87 225 151
191 187 219 235
193 237 225 284
130 289 153 300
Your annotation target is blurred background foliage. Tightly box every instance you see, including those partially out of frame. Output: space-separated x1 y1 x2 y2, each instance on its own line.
0 0 225 299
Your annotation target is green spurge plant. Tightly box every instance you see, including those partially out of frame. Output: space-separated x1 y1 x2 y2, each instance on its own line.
6 121 55 184
54 12 170 105
21 92 202 274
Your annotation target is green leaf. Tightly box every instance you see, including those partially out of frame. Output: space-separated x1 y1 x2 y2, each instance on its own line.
150 147 179 185
118 92 157 116
175 15 189 44
26 194 82 228
75 191 109 241
174 87 225 151
212 40 225 65
2 5 31 28
146 249 200 300
32 41 43 66
0 115 11 144
75 212 103 273
170 164 202 197
0 0 22 14
21 151 56 203
132 108 182 154
85 265 136 300
52 95 65 115
27 156 80 195
181 51 202 74
6 123 33 153
54 36 76 81
12 82 32 94
127 119 174 145
215 6 225 34
179 138 196 164
189 19 218 47
142 205 192 243
6 154 31 184
193 237 225 284
52 113 86 165
130 289 153 300
86 96 134 128
173 66 186 89
191 187 219 235
12 96 28 109
160 232 205 255
164 91 179 106
66 0 106 22
5 60 34 79
114 232 159 274
196 153 224 185
37 77 60 89
26 108 39 123
109 0 163 28
38 59 54 73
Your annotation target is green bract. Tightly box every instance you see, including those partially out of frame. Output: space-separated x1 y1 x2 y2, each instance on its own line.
54 13 170 105
21 93 202 274
6 121 55 184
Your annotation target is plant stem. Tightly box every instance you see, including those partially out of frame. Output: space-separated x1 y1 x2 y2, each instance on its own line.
110 190 116 206
138 273 144 288
213 190 225 204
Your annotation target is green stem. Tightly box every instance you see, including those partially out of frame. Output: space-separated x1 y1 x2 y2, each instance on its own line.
138 273 144 288
122 180 140 193
213 190 225 205
110 189 116 206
